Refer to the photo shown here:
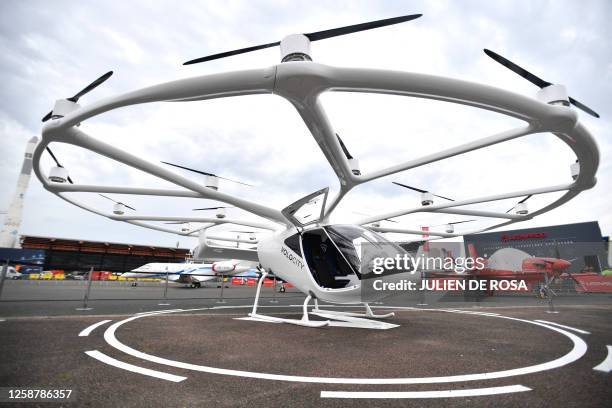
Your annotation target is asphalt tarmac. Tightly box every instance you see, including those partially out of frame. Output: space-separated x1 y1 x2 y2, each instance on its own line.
0 281 611 407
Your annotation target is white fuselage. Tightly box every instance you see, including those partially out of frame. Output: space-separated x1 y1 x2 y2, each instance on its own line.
122 260 256 284
257 225 404 304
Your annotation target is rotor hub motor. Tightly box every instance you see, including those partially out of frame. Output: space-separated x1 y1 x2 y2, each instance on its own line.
349 158 361 176
537 84 570 107
280 34 312 62
421 192 434 206
216 207 226 219
570 161 580 181
113 203 125 215
445 224 454 233
48 166 69 183
205 175 219 190
515 202 529 215
51 99 80 119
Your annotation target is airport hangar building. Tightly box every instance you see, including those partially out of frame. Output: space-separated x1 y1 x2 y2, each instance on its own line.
16 235 191 273
463 221 609 273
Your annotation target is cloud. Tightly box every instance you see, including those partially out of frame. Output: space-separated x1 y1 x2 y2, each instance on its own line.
0 0 610 251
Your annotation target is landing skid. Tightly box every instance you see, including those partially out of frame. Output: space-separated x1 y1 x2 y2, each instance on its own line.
237 271 397 329
313 300 395 319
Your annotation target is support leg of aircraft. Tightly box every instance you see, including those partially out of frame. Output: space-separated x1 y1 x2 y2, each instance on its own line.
243 272 328 328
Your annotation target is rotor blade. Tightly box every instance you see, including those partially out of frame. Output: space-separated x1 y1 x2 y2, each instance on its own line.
183 41 280 65
432 219 476 227
214 175 254 187
161 161 215 177
336 134 353 159
67 71 114 102
483 49 551 88
162 161 253 186
384 218 399 223
392 182 427 194
121 203 137 211
568 96 600 118
448 219 477 225
393 182 455 201
506 195 532 213
164 221 188 225
431 193 455 202
192 206 232 211
42 111 53 122
46 147 61 167
305 13 422 41
99 194 136 210
66 176 74 184
518 194 533 204
182 13 421 65
98 194 118 204
354 211 398 223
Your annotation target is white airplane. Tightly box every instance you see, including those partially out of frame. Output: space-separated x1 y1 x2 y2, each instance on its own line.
122 259 257 288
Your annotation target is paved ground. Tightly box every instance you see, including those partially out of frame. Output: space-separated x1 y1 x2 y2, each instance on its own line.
2 280 610 317
0 282 611 407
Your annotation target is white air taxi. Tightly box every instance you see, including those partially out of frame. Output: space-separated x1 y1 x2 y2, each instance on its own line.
34 14 599 328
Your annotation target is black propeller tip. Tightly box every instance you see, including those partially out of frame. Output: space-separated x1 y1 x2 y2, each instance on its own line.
305 13 423 42
67 71 114 102
42 111 53 123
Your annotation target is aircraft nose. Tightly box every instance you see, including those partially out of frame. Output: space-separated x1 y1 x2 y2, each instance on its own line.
554 259 571 270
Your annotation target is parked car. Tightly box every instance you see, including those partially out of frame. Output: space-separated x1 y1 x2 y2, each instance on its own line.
65 272 86 280
3 266 23 280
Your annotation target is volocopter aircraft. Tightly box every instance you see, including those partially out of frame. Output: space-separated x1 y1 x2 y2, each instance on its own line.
33 13 600 329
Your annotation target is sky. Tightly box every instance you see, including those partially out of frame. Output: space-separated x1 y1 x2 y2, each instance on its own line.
0 0 610 250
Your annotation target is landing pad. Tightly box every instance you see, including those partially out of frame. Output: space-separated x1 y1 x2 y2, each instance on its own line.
2 303 611 406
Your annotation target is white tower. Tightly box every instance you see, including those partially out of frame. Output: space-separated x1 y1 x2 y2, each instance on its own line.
0 136 38 248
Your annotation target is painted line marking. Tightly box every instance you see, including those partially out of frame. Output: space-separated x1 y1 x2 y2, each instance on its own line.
135 309 183 315
593 345 612 373
534 320 590 335
79 320 112 337
84 350 186 382
444 310 501 316
99 306 587 385
321 385 531 399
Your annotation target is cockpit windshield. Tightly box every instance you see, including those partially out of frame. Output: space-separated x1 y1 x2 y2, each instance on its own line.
300 224 406 289
325 225 404 276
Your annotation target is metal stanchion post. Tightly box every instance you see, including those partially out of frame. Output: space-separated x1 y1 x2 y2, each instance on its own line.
270 275 278 303
159 271 170 306
217 274 226 304
76 267 94 311
545 273 558 314
417 270 428 306
0 259 9 300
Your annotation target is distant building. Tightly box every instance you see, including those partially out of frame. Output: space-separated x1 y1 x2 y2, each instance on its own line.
19 235 191 272
464 221 607 273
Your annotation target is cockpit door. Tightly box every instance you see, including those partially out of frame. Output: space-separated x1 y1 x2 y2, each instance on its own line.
281 187 329 228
